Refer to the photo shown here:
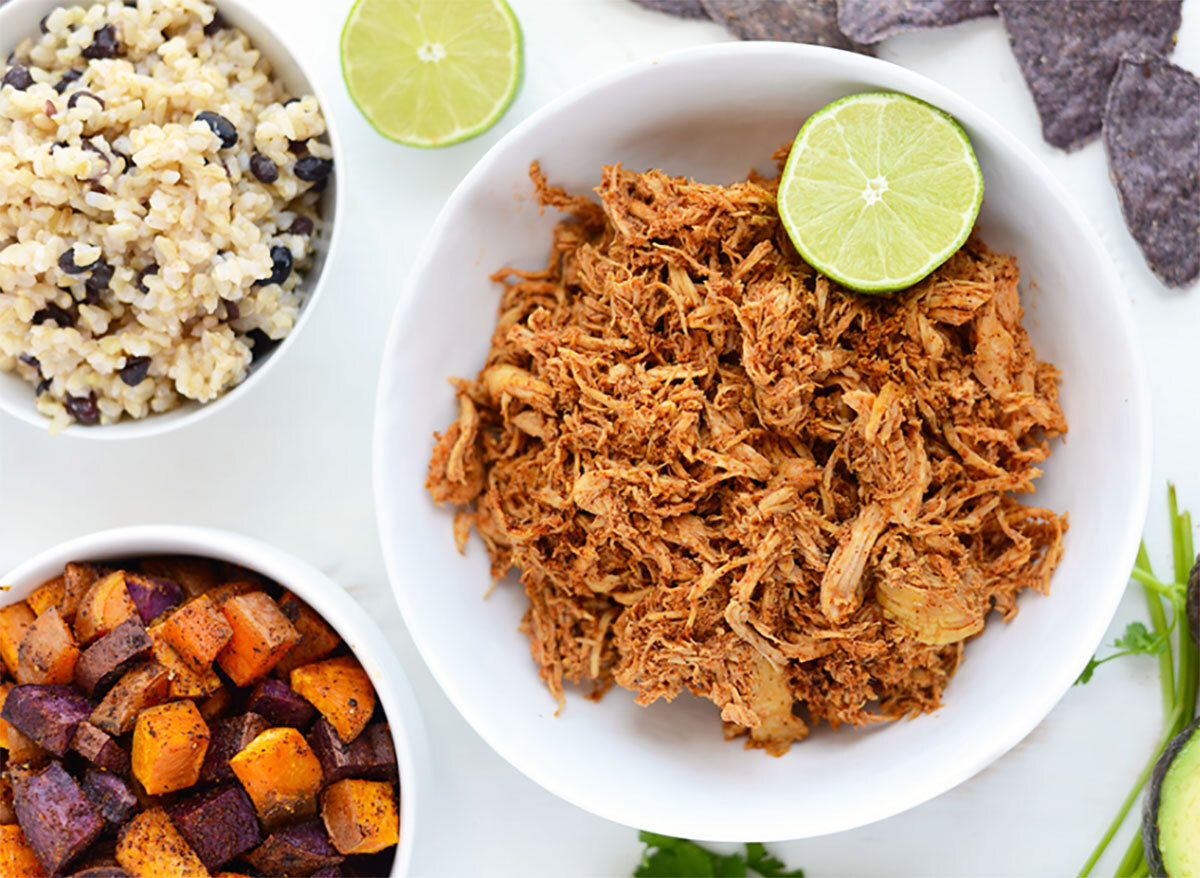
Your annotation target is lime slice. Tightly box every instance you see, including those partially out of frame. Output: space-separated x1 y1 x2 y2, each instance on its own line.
340 0 522 148
778 91 983 294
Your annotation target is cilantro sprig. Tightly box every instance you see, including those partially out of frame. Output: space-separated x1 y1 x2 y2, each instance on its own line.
634 832 804 878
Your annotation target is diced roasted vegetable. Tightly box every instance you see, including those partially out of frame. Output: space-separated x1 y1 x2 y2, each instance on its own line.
291 657 376 744
248 678 315 729
90 664 171 736
216 593 300 686
71 722 131 777
69 868 129 878
204 581 255 608
131 701 210 795
167 785 261 870
74 573 139 647
199 712 270 785
81 768 138 827
309 720 397 786
197 687 232 723
320 779 399 856
26 578 65 617
244 819 344 875
1 685 95 756
122 575 183 627
6 727 49 769
158 594 232 674
148 627 221 699
74 619 152 697
0 603 36 675
115 807 207 878
17 608 80 685
61 563 101 622
0 772 14 825
273 591 340 679
0 823 45 878
139 558 217 600
13 761 105 875
230 727 322 826
0 681 11 749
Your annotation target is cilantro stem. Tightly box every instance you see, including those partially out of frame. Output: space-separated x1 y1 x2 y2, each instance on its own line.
1138 544 1175 721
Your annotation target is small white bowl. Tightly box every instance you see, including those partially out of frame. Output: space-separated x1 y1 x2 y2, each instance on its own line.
0 525 427 876
374 42 1152 841
0 0 345 439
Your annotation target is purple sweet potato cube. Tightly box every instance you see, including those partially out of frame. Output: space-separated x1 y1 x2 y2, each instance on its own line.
74 619 152 697
123 573 183 625
167 784 261 870
309 718 397 785
244 819 344 875
13 761 105 874
199 711 270 784
247 677 316 728
71 721 131 777
80 768 137 827
1 684 95 756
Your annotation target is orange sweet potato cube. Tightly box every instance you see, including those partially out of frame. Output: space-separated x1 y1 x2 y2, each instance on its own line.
291 656 376 744
321 779 400 855
0 603 36 675
230 726 322 826
116 807 207 878
74 571 139 645
25 577 65 617
60 562 100 621
273 591 341 678
16 608 80 685
148 625 222 700
131 700 210 795
158 594 232 674
0 681 12 749
0 823 46 877
216 593 300 686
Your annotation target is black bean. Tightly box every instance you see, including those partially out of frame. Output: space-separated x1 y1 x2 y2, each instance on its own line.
58 248 99 274
135 264 157 293
55 69 82 94
82 25 120 60
36 378 52 396
45 100 57 116
288 216 314 236
256 245 293 287
18 354 40 370
118 356 151 387
203 11 227 36
40 14 50 34
293 156 333 183
113 149 134 174
246 329 279 362
284 97 300 107
68 91 105 110
85 261 113 302
196 110 238 148
65 393 100 425
223 299 240 320
288 138 308 156
2 65 34 91
249 152 278 184
32 303 74 327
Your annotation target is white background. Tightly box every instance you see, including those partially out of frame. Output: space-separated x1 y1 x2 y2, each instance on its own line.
2 1 1199 875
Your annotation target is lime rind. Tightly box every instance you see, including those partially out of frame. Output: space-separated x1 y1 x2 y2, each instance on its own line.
778 91 984 294
340 0 523 148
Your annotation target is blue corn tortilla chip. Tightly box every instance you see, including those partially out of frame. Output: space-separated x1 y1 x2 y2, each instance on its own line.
701 0 875 53
997 0 1183 151
1103 52 1200 288
837 0 995 44
633 0 710 18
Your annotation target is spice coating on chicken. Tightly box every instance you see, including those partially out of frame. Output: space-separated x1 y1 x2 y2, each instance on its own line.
427 159 1067 754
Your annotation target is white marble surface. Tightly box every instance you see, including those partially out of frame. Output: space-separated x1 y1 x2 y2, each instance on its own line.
1 1 1198 875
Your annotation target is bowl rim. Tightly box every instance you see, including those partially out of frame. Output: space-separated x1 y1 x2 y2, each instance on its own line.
373 40 1153 841
0 524 427 876
0 0 346 440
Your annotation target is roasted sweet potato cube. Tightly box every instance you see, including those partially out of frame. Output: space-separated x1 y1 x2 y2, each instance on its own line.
230 726 322 826
116 807 207 878
310 719 397 786
13 761 105 875
167 785 261 870
216 593 300 686
0 681 11 750
61 562 101 621
197 686 233 723
122 574 183 626
158 594 231 674
25 578 65 617
16 609 80 686
273 591 340 678
81 768 137 827
199 712 270 784
6 727 48 769
0 823 45 878
131 701 210 795
71 722 130 777
247 677 314 729
74 618 152 697
291 657 376 744
74 573 139 646
244 819 344 875
0 773 15 826
320 779 399 855
148 626 221 700
139 558 216 599
205 580 256 607
0 603 36 675
1 685 95 756
90 664 171 736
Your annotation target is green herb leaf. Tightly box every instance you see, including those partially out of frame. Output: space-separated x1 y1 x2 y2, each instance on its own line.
633 833 802 878
1076 655 1101 686
1113 621 1167 654
746 841 805 877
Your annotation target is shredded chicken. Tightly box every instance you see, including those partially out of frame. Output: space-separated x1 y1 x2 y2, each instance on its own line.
427 158 1067 755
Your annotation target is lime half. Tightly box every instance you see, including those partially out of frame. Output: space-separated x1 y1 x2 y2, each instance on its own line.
778 92 983 293
340 0 522 148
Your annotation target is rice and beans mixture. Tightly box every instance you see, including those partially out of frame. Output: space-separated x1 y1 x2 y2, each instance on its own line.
0 0 333 429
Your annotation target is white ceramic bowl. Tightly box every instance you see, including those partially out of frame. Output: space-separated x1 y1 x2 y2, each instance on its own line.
0 0 344 439
374 42 1151 841
0 525 427 876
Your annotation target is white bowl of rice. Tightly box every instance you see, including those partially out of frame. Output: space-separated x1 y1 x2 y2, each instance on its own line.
0 0 343 436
